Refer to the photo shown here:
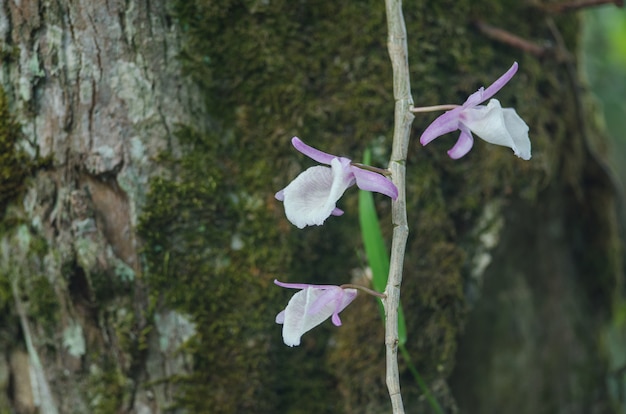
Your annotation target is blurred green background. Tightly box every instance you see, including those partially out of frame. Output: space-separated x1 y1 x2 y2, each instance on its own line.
582 7 626 411
582 7 626 196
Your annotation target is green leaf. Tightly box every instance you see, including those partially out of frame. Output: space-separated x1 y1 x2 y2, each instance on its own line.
358 148 407 345
358 148 443 414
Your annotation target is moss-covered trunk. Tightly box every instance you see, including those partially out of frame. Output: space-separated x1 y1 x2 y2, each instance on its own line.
0 0 623 413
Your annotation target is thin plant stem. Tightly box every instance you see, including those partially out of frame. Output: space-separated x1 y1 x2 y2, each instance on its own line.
410 104 458 112
541 0 623 13
350 162 393 176
383 0 414 412
474 20 547 58
340 283 388 298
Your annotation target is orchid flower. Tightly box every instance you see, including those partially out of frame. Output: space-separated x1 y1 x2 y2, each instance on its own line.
419 62 531 160
276 137 398 229
274 279 358 347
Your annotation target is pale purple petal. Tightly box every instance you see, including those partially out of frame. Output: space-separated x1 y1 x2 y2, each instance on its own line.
351 166 398 200
462 99 531 160
276 310 285 324
291 137 336 165
419 107 463 146
331 207 344 216
281 158 355 228
480 62 518 103
275 279 339 290
463 88 486 107
308 288 343 316
462 63 518 108
331 288 357 326
447 124 474 159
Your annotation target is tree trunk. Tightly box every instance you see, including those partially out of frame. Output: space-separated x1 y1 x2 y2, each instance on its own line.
0 0 623 413
1 0 204 412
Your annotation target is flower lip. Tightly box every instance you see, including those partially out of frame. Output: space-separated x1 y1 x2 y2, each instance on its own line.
352 165 398 200
419 106 464 146
446 123 474 159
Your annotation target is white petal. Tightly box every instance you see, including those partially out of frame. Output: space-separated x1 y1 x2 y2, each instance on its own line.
462 99 531 160
282 158 355 228
281 287 341 347
501 108 532 160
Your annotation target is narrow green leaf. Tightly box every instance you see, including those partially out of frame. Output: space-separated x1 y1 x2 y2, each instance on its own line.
359 148 443 414
400 345 445 414
358 148 407 345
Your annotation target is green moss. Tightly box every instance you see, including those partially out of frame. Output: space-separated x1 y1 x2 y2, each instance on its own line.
26 275 60 328
146 0 473 411
0 227 58 331
0 271 11 323
28 232 49 257
0 45 19 65
135 0 609 412
88 363 131 414
139 125 289 412
68 232 135 304
0 88 31 227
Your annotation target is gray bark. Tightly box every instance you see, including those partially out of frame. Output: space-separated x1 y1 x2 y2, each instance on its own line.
1 0 203 412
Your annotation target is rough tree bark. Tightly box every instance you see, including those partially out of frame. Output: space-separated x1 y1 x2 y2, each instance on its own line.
0 0 204 412
0 0 623 413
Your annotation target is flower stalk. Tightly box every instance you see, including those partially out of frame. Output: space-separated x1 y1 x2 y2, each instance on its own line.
410 104 459 113
383 0 414 412
340 283 388 298
350 162 393 176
